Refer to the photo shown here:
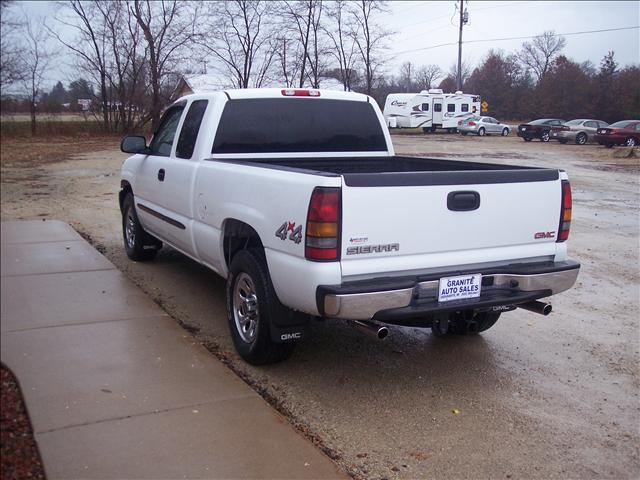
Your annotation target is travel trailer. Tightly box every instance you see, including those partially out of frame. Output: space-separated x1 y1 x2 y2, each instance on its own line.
383 89 481 132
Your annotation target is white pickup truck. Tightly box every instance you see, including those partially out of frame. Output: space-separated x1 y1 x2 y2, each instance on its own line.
119 88 580 364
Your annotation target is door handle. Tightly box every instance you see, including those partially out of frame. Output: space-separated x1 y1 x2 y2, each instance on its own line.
157 169 165 181
447 191 480 211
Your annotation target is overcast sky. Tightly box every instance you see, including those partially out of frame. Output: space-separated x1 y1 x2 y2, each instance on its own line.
17 0 640 89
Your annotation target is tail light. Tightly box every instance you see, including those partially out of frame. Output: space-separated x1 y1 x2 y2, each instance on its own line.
281 89 320 97
468 121 476 126
557 180 572 242
305 187 341 261
561 126 570 131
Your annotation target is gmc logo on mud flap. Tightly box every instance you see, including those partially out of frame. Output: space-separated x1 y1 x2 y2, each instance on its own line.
534 231 555 239
281 332 301 341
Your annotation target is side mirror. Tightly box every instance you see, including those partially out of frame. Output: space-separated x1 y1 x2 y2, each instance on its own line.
121 135 148 154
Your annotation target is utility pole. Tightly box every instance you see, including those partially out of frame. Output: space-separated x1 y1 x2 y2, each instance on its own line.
457 0 468 91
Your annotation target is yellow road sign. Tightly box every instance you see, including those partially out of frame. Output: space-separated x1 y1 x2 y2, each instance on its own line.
481 100 489 113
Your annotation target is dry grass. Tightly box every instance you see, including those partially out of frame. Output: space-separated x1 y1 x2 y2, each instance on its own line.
0 132 120 168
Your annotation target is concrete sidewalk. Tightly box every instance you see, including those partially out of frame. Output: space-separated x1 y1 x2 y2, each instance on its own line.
1 220 345 479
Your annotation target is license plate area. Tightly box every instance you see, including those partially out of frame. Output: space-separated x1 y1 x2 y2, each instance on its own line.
438 274 482 302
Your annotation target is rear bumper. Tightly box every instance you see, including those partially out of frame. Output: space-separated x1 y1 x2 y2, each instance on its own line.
317 260 580 322
595 134 624 145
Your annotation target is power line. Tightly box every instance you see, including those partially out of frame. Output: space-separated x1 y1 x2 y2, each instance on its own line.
395 25 639 55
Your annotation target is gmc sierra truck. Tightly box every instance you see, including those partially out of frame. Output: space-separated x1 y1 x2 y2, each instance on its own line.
119 88 580 365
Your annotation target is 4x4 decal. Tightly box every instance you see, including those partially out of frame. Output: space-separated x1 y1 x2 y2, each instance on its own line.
275 221 302 244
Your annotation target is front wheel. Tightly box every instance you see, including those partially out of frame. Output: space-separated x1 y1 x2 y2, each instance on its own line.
625 137 636 147
541 131 550 142
501 128 509 136
122 193 161 261
478 127 486 137
226 249 295 365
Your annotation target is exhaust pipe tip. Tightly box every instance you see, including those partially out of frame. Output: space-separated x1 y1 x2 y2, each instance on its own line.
518 300 552 316
352 320 389 340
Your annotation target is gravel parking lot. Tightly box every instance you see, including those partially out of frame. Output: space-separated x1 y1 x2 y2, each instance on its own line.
2 133 638 479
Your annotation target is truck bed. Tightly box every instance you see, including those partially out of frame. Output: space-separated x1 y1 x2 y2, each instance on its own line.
227 156 559 186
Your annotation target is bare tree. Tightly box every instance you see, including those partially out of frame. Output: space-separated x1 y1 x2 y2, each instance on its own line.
198 1 276 90
398 61 413 92
275 36 301 88
280 0 322 88
448 61 471 89
414 64 442 91
53 1 112 131
0 1 24 89
350 0 391 96
132 0 198 130
20 12 54 134
324 0 359 91
519 30 566 83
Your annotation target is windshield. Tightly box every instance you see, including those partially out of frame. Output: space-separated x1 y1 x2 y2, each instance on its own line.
609 121 634 128
213 98 387 154
530 118 554 125
565 120 583 126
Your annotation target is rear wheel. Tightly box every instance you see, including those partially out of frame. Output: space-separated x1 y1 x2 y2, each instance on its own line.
625 137 636 147
541 131 550 142
226 249 296 365
576 132 587 145
122 193 161 261
501 128 509 136
478 127 486 137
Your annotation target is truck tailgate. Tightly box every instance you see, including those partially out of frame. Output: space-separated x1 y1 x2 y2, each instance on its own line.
340 169 562 278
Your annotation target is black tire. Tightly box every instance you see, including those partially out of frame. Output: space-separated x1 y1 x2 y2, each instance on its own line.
625 137 636 147
559 139 568 144
540 131 550 142
501 128 509 136
575 132 587 145
605 143 614 148
226 249 296 365
422 127 431 133
478 127 486 137
461 131 468 136
523 137 532 142
122 193 160 261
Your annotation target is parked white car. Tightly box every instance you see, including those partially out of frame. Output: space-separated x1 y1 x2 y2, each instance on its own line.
119 88 580 364
458 116 511 136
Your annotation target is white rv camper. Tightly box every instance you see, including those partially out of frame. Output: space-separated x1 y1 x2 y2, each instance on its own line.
383 89 481 132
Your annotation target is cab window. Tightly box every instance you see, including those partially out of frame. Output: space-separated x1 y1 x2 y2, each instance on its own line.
176 100 208 159
149 105 186 156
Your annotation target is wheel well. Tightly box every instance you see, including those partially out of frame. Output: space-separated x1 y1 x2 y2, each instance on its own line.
119 180 132 212
223 219 264 270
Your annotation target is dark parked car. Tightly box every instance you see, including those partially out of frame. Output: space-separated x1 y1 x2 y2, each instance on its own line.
595 120 640 147
517 119 566 142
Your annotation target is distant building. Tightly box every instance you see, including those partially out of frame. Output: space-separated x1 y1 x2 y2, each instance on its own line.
77 98 91 111
172 74 229 99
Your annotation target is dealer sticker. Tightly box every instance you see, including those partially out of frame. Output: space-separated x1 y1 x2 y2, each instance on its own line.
438 274 482 302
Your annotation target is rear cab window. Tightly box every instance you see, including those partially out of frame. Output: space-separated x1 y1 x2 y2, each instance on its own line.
212 98 387 153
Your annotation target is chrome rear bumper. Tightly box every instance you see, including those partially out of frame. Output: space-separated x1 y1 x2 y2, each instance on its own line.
321 261 580 321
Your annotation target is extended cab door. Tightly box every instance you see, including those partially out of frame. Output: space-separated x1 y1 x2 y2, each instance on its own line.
135 100 208 255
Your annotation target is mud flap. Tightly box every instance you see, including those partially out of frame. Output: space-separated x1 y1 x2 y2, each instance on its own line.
269 308 310 343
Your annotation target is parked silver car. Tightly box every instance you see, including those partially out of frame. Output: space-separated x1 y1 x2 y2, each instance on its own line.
458 116 511 136
551 119 609 145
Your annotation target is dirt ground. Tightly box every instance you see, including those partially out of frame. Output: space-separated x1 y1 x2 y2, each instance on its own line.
1 132 639 479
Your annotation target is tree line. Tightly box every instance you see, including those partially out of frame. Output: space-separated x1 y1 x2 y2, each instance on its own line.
1 0 638 135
